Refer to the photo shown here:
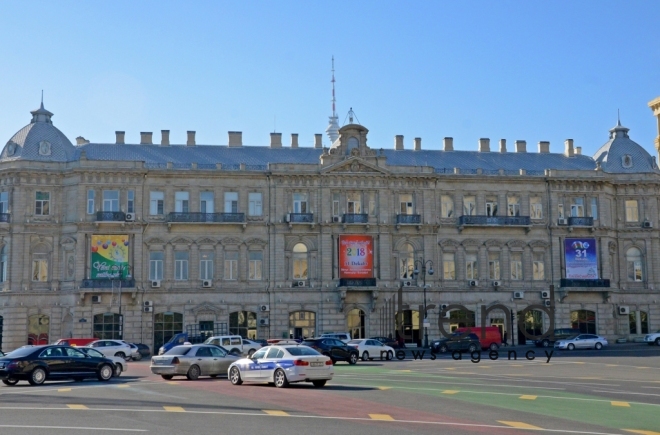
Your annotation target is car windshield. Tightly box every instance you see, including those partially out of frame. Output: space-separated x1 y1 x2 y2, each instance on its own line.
164 346 192 356
348 340 362 344
285 347 320 356
3 347 38 358
83 348 104 358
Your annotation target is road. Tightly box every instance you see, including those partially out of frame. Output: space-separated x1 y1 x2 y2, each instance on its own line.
0 344 658 435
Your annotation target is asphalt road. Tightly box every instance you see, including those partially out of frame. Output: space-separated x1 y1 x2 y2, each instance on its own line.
0 344 658 435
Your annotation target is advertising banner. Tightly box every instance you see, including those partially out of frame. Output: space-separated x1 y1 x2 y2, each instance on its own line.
339 235 374 279
564 238 598 279
91 235 130 279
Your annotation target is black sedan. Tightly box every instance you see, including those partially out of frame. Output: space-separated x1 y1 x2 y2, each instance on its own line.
0 345 115 386
301 338 359 364
431 333 480 353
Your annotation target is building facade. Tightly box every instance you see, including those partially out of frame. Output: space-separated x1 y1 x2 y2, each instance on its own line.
1 99 660 352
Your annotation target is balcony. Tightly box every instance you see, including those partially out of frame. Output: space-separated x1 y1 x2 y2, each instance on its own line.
0 213 10 223
396 214 421 224
568 216 594 227
96 211 126 222
342 213 368 224
458 215 531 226
167 212 246 223
81 278 136 289
288 213 314 223
339 278 377 287
560 279 610 288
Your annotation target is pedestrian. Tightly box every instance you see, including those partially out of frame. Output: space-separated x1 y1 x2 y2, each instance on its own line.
503 331 508 347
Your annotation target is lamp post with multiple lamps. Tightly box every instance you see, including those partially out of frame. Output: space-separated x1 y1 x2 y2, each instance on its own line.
413 259 435 348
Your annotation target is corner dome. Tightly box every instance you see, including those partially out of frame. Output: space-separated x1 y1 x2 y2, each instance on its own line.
1 103 76 163
592 121 658 173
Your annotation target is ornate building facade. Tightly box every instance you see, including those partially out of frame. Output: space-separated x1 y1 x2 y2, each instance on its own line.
1 98 660 352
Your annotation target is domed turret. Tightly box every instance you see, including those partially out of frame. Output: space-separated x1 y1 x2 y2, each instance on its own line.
592 120 658 173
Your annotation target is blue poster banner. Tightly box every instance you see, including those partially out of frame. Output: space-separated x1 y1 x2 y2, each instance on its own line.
564 238 598 279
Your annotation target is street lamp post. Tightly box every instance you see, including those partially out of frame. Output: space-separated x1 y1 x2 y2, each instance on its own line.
112 264 132 340
413 260 434 348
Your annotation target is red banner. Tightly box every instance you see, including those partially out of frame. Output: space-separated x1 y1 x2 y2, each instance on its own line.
339 235 374 279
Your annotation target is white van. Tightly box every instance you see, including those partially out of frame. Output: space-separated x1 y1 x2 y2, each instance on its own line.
203 335 260 356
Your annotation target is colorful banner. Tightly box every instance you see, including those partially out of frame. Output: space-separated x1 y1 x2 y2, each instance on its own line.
91 235 130 279
339 235 374 279
564 238 598 279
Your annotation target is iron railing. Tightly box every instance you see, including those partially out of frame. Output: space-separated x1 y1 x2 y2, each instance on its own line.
396 214 421 224
568 217 594 226
342 213 369 224
96 211 126 222
458 215 531 226
560 279 610 288
288 213 314 223
81 278 136 289
0 213 10 223
167 212 245 223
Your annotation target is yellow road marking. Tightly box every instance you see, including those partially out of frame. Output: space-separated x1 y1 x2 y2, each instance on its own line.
624 430 660 435
67 404 88 409
499 421 542 429
478 366 491 369
442 390 459 394
636 367 650 369
509 364 523 367
445 368 456 370
163 406 185 412
519 395 537 400
58 388 71 392
264 410 289 416
611 401 630 407
378 387 392 390
369 414 394 421
167 381 179 385
117 384 130 388
606 364 619 367
575 377 602 380
572 362 586 364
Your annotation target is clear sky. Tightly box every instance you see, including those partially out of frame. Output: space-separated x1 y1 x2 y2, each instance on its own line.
1 1 659 157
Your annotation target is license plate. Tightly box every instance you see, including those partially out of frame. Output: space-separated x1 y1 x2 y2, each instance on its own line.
310 362 323 367
0 364 4 369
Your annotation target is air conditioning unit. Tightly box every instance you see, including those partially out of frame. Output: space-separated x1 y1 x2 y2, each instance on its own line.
144 300 154 307
440 304 449 310
558 218 568 225
332 216 341 223
403 280 413 287
468 280 478 287
285 213 291 223
618 306 630 315
202 280 213 288
513 291 525 299
259 318 270 326
144 306 154 313
643 220 653 228
293 280 306 288
151 280 161 288
260 304 270 312
541 290 550 299
543 300 552 307
492 280 502 287
125 213 135 222
91 295 101 304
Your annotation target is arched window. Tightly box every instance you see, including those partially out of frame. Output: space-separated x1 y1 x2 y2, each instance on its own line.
399 244 415 279
27 314 50 345
293 243 308 280
93 313 122 340
571 309 596 334
626 248 643 281
347 137 359 154
154 312 183 352
289 311 315 340
230 311 257 339
629 310 649 335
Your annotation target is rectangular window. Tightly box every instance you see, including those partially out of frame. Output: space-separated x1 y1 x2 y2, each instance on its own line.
174 251 189 280
558 204 564 219
441 195 454 218
367 192 377 216
533 252 544 281
571 198 584 217
347 192 361 214
224 192 238 213
627 259 643 281
150 192 164 215
400 194 413 214
0 247 6 282
625 200 638 222
293 193 308 213
199 252 214 280
200 192 214 213
486 197 498 217
249 192 262 216
332 193 340 216
149 252 164 281
465 253 477 280
224 251 238 280
103 190 119 212
249 251 263 280
35 191 50 215
463 196 475 216
32 259 48 282
127 190 135 214
507 196 520 217
443 253 455 280
510 252 523 281
175 192 189 213
0 191 7 214
530 197 543 219
488 252 500 280
87 190 95 214
590 198 598 220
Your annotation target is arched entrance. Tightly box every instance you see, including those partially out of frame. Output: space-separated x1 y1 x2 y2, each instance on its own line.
28 314 50 345
517 309 544 345
93 313 122 340
449 309 476 332
396 310 420 345
154 312 183 353
289 311 315 340
229 311 257 339
347 308 365 339
571 309 596 334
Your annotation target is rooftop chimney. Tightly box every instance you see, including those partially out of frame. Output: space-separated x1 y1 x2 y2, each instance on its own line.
186 131 196 146
575 146 582 155
270 133 282 148
515 140 527 153
314 134 323 148
75 136 90 145
538 141 550 153
395 135 404 150
115 131 125 144
140 132 153 145
161 130 170 146
414 137 421 151
564 139 574 157
291 133 299 148
228 131 242 147
478 138 490 152
443 137 454 151
499 139 507 153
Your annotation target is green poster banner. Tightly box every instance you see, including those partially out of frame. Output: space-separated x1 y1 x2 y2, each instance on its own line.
91 235 130 279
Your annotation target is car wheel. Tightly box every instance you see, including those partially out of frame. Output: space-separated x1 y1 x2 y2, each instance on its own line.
161 375 174 380
467 344 478 353
186 365 201 380
247 349 256 357
115 352 126 360
387 351 393 361
349 353 358 365
97 364 113 382
439 344 448 353
489 343 499 351
28 367 47 386
114 364 123 377
595 342 603 350
541 339 550 348
229 367 243 385
2 378 18 386
362 351 369 361
132 353 142 361
312 380 327 388
567 343 575 350
656 338 660 346
274 369 289 388
229 348 241 356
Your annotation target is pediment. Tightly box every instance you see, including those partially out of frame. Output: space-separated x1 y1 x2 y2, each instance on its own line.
529 240 549 249
222 237 242 246
145 237 166 245
322 157 389 175
191 302 222 315
196 237 217 246
171 237 193 246
246 237 267 247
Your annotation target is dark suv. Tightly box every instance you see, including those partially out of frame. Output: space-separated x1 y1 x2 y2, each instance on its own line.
431 332 480 353
534 328 581 348
302 338 359 364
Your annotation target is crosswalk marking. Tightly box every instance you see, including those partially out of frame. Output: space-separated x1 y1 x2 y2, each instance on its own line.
611 401 630 407
117 384 131 388
58 388 71 392
163 406 185 412
369 414 394 421
623 430 660 435
67 404 88 410
519 395 537 400
263 410 289 416
442 390 459 394
498 421 542 429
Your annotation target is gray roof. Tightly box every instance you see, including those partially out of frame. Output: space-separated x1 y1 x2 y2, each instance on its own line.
592 122 658 174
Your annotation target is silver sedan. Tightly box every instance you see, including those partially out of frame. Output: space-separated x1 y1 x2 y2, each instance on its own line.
150 344 240 380
554 334 608 350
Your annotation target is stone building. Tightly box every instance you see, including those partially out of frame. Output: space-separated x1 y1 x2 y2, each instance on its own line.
1 98 660 352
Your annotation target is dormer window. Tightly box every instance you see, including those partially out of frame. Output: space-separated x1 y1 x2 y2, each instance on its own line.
347 137 359 154
38 140 51 156
622 154 633 168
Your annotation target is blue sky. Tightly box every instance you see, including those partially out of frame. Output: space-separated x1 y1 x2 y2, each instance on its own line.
1 1 659 156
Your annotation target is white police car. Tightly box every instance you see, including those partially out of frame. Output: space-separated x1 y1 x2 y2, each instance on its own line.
228 345 334 388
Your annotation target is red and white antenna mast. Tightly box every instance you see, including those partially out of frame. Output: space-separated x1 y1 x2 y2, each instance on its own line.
326 56 340 143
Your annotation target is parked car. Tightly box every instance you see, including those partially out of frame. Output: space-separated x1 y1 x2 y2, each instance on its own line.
431 332 481 353
133 343 151 359
454 327 502 351
254 339 269 347
150 344 240 380
53 338 97 347
0 345 114 386
301 338 359 364
348 339 394 361
266 339 301 345
79 347 127 377
554 334 608 350
319 332 351 343
86 340 134 360
241 339 262 357
643 329 660 346
534 328 582 348
202 335 246 356
228 345 333 388
158 333 190 355
369 336 400 349
116 341 141 360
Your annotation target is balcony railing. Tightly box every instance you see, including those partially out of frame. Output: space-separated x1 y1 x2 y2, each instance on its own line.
560 279 610 288
458 215 531 226
0 213 10 223
288 213 314 223
396 214 421 224
342 213 369 224
568 216 594 227
167 212 245 223
96 211 126 222
82 278 136 289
